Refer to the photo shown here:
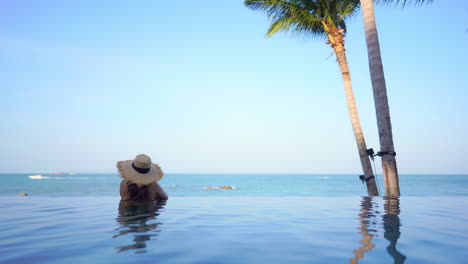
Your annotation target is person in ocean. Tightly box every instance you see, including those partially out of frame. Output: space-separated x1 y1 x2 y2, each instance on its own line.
117 154 168 201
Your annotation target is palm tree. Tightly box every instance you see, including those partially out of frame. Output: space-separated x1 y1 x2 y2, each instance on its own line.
245 0 379 196
360 0 432 196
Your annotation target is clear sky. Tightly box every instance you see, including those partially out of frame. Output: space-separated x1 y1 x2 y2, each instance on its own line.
1 0 467 174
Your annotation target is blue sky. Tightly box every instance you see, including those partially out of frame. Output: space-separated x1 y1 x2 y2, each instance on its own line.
1 0 467 174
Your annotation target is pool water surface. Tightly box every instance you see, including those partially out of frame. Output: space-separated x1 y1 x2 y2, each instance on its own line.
1 196 467 264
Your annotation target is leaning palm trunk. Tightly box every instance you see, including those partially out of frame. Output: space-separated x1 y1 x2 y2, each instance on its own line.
244 0 380 195
360 0 400 196
328 28 379 196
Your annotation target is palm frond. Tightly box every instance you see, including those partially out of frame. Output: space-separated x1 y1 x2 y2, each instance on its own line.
374 0 433 7
245 0 328 37
266 13 326 37
245 0 361 38
339 20 347 33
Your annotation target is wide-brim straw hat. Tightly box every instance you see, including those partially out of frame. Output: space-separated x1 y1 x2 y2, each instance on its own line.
117 154 163 186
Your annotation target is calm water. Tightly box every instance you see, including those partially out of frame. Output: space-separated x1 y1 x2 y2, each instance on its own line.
1 174 468 263
1 173 468 196
1 196 467 264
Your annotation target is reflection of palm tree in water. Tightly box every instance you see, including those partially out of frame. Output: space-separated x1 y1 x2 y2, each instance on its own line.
350 196 406 264
383 197 406 264
350 196 377 264
113 200 166 254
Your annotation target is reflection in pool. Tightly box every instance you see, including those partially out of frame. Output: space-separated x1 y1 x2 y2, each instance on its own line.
114 200 166 254
382 197 406 264
350 196 406 264
1 196 467 263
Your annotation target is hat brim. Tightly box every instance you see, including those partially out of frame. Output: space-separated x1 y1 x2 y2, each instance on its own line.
117 160 163 186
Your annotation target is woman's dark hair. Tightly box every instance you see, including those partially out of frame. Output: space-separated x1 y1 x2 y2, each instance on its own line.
126 182 151 201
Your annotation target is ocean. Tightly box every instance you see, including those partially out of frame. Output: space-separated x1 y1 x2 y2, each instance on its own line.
1 173 468 263
2 173 468 197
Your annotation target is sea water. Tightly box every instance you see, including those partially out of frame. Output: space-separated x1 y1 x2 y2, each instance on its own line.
1 174 468 263
1 173 468 197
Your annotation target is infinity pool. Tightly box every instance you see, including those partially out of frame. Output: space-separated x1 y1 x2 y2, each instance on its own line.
1 197 467 263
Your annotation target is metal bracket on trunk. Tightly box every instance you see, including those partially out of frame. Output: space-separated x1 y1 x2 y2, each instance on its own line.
366 148 396 160
376 151 396 157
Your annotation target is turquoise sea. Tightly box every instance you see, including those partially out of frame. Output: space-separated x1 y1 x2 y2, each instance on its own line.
1 173 468 263
2 173 468 197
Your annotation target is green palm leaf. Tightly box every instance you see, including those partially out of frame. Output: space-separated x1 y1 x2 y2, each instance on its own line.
244 0 361 38
374 0 433 7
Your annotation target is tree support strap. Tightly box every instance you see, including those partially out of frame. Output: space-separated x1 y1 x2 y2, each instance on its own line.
359 175 375 182
366 148 396 160
376 151 396 157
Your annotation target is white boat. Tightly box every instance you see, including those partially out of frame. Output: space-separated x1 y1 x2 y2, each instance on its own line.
28 175 49 179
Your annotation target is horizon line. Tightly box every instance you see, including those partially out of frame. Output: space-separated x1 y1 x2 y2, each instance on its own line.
1 172 467 175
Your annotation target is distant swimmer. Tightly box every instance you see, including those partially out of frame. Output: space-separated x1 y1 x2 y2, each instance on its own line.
17 193 28 196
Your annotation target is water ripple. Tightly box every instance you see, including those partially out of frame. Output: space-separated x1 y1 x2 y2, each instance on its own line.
1 196 468 264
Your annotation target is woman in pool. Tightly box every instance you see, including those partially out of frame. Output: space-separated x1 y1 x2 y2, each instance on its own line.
117 154 168 201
